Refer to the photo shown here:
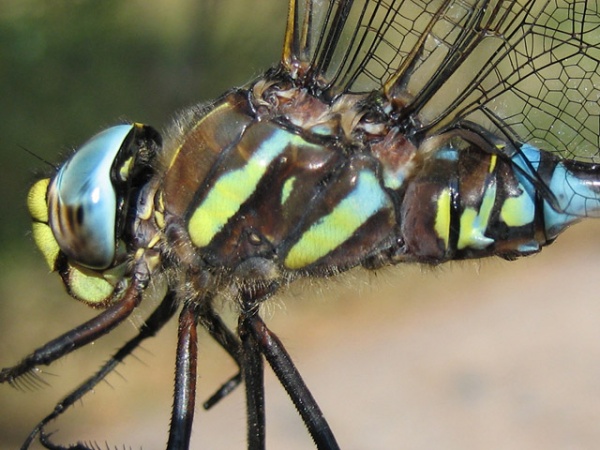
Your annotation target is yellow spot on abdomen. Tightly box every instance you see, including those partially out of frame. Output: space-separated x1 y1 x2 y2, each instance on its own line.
500 189 535 227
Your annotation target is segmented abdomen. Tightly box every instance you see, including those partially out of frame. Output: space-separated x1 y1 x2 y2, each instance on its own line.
400 141 600 263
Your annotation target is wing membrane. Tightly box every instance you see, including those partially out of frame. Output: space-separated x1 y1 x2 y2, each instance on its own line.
283 0 449 94
282 0 600 162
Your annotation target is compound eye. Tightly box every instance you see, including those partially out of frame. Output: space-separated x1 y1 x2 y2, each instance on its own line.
47 124 135 269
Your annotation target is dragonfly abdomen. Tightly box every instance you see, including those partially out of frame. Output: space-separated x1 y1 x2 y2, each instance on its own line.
398 139 600 264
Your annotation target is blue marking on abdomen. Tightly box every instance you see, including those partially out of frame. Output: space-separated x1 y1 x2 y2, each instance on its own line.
545 163 600 237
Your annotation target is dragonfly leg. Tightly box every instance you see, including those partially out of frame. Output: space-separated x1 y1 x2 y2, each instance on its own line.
198 304 243 410
240 312 266 450
0 274 147 388
237 285 271 450
29 291 178 450
202 371 243 410
166 301 200 450
243 298 340 450
237 284 339 450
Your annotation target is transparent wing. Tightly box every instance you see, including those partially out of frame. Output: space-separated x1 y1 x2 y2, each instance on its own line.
282 0 600 162
282 0 447 95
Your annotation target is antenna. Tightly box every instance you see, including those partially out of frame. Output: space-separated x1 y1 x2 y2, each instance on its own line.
18 144 57 170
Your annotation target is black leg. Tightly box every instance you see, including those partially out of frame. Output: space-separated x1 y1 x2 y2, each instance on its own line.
166 301 200 450
0 276 146 387
202 371 243 410
198 304 243 410
246 315 340 450
239 313 266 450
237 284 276 450
38 432 92 450
238 284 340 450
24 291 179 450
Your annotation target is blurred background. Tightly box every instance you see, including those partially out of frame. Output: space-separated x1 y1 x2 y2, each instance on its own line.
1 1 600 449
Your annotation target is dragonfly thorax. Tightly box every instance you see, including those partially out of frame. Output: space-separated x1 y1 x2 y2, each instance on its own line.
157 87 397 285
253 76 391 146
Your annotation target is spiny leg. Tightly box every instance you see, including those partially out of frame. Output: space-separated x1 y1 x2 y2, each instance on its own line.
198 303 243 410
38 434 95 450
246 314 340 450
237 284 277 450
33 294 243 450
166 301 200 450
239 313 266 450
22 290 244 449
0 274 146 388
26 291 179 450
202 371 243 410
239 285 340 450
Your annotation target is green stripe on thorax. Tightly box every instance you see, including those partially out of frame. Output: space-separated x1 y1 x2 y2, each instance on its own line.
188 126 321 248
284 169 390 270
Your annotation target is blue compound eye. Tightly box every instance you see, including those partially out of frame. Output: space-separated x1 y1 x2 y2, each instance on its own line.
47 124 135 269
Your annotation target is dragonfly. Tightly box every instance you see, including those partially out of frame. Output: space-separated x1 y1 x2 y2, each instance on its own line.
2 0 599 448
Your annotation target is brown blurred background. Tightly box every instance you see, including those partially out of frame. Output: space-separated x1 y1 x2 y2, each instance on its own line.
1 1 600 449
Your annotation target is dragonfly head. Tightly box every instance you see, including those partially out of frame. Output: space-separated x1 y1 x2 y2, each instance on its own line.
27 123 162 306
